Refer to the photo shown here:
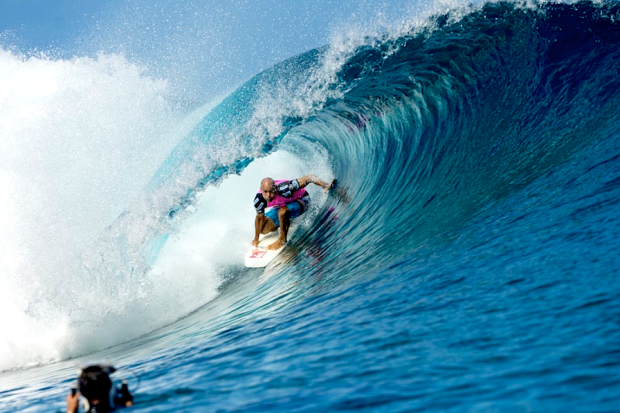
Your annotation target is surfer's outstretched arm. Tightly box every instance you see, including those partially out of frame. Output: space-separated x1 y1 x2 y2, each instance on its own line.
297 175 336 192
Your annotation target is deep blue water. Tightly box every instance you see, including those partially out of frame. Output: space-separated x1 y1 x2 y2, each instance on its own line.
2 1 620 412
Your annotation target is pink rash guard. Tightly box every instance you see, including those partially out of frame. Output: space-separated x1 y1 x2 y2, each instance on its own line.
253 179 308 214
267 180 307 208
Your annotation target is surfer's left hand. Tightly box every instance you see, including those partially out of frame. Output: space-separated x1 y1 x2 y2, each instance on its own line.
324 178 337 193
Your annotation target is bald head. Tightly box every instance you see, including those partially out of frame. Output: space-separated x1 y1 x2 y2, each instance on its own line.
261 177 275 191
260 177 276 202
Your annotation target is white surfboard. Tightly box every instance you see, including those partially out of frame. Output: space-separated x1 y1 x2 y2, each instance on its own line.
245 224 298 268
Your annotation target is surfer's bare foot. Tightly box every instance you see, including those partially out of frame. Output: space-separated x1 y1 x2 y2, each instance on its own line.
252 239 259 248
267 239 286 250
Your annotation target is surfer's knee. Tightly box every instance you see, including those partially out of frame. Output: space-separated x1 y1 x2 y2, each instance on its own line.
278 206 290 220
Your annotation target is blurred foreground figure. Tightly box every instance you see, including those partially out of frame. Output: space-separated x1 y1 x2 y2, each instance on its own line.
66 365 133 413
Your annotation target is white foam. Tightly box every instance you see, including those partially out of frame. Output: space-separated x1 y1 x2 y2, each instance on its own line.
0 49 189 370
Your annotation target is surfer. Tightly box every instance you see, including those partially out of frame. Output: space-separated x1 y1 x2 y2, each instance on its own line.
253 175 335 250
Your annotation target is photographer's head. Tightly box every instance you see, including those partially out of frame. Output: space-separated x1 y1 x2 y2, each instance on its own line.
79 365 115 409
67 364 133 413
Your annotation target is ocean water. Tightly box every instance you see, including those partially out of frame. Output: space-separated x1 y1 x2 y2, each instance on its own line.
1 1 620 412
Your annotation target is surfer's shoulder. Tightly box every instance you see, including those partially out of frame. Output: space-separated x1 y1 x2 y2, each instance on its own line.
254 192 266 213
275 179 300 197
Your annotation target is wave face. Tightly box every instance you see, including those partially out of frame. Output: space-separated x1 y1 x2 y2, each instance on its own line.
302 0 620 277
3 1 620 411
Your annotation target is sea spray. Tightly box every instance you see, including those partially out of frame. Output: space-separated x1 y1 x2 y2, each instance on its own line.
0 49 180 369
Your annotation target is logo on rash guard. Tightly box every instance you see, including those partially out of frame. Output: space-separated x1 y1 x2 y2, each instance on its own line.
276 180 299 198
254 196 266 213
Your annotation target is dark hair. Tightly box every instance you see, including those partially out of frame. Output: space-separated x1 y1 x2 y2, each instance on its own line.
79 365 114 407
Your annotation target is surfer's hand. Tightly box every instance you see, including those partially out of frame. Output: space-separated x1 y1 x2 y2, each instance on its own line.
324 179 336 193
252 239 259 248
